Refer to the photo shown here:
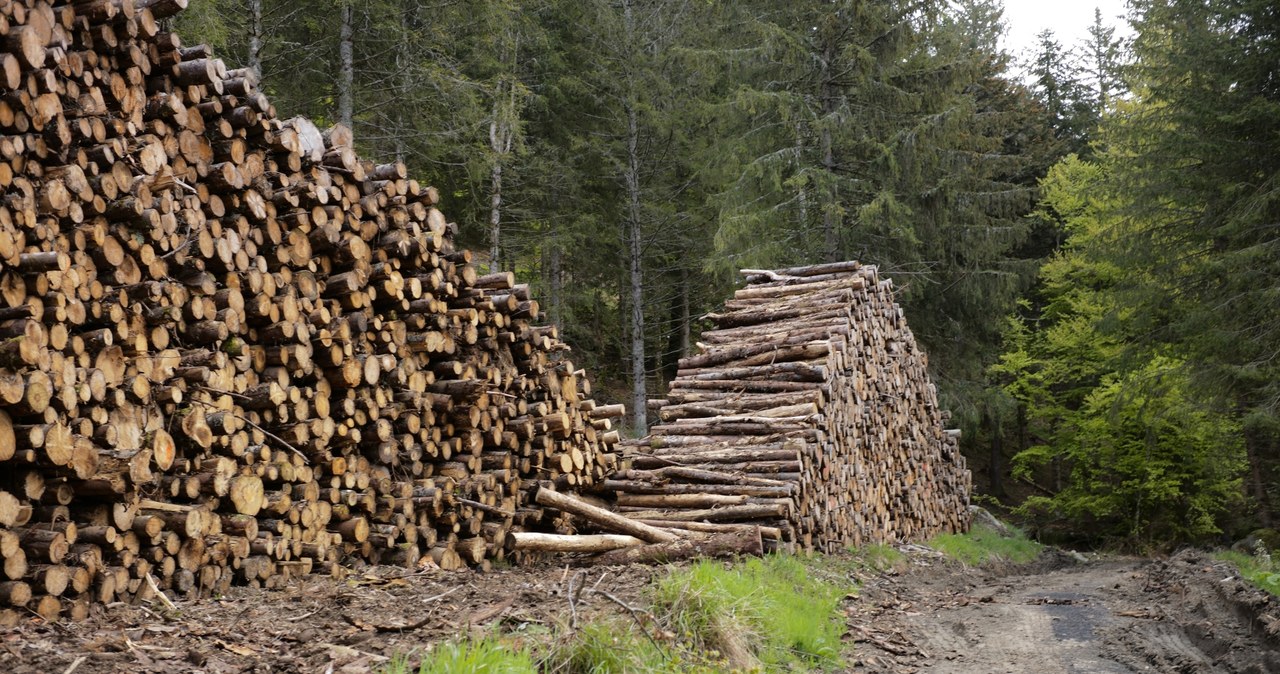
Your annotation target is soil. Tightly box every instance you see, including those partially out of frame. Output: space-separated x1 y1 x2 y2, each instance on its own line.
849 548 1280 673
3 547 1280 672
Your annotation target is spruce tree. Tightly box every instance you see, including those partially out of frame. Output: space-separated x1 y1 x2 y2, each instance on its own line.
1111 0 1280 525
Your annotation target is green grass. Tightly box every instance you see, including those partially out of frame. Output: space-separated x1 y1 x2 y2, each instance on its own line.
383 554 855 674
852 543 908 573
543 619 680 674
1214 550 1280 597
928 524 1042 566
381 638 536 674
650 554 851 671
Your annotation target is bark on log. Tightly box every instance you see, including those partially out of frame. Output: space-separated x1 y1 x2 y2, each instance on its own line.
505 532 643 553
534 487 677 544
586 528 764 565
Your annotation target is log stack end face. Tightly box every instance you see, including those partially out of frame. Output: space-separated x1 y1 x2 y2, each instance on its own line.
0 0 625 623
617 261 972 552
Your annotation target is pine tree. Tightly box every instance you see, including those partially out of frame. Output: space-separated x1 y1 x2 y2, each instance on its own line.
1109 0 1280 525
1082 8 1124 115
1026 30 1096 157
708 0 1050 415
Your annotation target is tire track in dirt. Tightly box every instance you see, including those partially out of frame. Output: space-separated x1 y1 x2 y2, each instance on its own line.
848 551 1280 673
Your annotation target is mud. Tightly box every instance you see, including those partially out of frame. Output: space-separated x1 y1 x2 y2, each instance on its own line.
848 549 1280 673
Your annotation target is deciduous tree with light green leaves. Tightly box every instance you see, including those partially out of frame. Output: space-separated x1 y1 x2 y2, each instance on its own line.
992 154 1246 546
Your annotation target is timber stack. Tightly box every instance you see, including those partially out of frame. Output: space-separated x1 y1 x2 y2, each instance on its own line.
612 262 971 552
0 0 624 624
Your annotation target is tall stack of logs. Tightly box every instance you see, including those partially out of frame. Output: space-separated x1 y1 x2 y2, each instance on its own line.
0 0 624 624
612 262 970 552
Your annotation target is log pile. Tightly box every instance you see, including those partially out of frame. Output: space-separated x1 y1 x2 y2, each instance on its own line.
612 262 970 552
0 0 624 624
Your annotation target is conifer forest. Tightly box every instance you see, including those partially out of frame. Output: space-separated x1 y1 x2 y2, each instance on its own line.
176 0 1280 549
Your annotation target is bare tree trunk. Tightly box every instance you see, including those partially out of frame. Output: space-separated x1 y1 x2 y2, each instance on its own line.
337 2 354 130
488 148 503 270
795 121 809 230
679 268 690 356
819 41 839 261
986 412 1004 498
247 0 262 76
393 9 412 162
547 232 562 329
486 31 519 272
623 0 647 434
1245 422 1274 528
626 104 646 433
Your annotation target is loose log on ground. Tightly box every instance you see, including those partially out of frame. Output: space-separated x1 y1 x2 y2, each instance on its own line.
533 487 677 544
586 528 764 566
505 532 643 553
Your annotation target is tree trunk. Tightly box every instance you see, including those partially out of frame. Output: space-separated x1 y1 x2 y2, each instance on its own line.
819 40 839 261
1244 421 1274 528
623 0 647 434
987 412 1005 498
547 230 563 329
488 146 502 270
679 269 691 356
247 0 262 76
337 2 354 130
795 121 808 230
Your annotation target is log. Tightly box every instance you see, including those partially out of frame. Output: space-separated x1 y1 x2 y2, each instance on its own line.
0 0 638 621
587 528 764 565
505 532 643 553
533 487 677 544
607 263 971 551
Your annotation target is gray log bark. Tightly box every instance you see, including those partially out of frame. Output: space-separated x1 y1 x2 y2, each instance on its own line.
337 2 354 130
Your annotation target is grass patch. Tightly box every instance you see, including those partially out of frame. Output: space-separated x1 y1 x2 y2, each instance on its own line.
853 543 908 573
1214 549 1280 597
384 554 856 673
543 619 683 674
929 524 1042 566
381 638 536 674
651 554 850 671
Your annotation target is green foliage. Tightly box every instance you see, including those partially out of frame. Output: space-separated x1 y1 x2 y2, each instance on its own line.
545 619 711 674
1214 549 1280 598
381 638 536 674
1018 359 1244 544
929 524 1042 565
1102 0 1280 523
651 555 849 670
991 0 1280 540
704 1 1051 407
992 152 1248 546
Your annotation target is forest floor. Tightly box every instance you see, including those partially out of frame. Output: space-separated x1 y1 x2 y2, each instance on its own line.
3 547 1280 673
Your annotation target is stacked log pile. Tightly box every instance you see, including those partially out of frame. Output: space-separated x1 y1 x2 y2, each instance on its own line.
0 0 623 624
613 262 970 552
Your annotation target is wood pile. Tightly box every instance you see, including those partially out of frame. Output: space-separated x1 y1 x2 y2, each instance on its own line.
0 0 624 624
612 262 970 552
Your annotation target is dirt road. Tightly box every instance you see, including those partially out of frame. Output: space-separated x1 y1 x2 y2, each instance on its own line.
3 548 1280 672
849 550 1280 673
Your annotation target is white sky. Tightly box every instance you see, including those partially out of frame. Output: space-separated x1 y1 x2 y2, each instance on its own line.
1000 0 1134 64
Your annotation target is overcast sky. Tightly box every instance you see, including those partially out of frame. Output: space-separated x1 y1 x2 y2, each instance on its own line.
1000 0 1134 63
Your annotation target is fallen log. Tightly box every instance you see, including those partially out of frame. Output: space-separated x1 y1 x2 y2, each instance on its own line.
534 487 678 544
587 528 764 565
505 532 644 553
